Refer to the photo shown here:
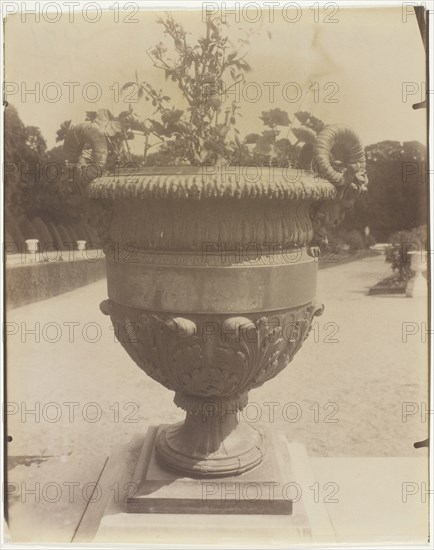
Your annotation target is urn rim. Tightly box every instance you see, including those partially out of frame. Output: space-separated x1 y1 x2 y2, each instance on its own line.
88 166 337 201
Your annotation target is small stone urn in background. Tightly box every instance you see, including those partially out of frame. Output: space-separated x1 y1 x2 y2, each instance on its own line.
64 123 367 480
76 240 87 259
76 240 87 252
406 250 428 298
25 239 39 262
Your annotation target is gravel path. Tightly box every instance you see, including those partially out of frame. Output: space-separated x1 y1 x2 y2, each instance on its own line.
6 254 428 464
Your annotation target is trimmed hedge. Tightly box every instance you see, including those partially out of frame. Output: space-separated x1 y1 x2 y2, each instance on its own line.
32 217 53 247
66 225 79 242
81 224 94 244
18 217 37 242
4 230 15 251
57 224 74 248
85 224 100 248
4 218 25 252
46 222 64 250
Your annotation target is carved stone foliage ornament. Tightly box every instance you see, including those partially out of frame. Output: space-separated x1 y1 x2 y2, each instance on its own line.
64 122 366 477
100 300 324 415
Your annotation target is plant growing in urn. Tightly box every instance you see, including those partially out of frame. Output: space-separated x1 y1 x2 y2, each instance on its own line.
62 13 367 487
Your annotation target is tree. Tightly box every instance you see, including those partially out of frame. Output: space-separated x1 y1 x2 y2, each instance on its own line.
4 105 46 220
350 140 427 241
4 104 93 246
25 126 47 157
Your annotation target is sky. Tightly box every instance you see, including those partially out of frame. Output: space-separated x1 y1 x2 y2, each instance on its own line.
4 5 427 151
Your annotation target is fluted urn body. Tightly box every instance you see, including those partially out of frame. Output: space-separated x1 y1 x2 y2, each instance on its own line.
66 123 367 478
90 167 330 476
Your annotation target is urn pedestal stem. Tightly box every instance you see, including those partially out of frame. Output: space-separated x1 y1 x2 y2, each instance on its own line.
156 410 265 478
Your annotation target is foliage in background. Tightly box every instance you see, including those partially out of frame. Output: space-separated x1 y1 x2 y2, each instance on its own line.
4 105 98 250
4 104 46 220
349 141 428 241
385 225 427 281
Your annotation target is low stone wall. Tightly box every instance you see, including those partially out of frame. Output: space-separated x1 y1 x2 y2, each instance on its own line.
5 254 106 310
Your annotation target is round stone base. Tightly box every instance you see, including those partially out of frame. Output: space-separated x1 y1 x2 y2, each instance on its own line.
155 412 266 478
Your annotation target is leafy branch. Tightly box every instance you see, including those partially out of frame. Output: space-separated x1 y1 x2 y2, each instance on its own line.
123 12 254 165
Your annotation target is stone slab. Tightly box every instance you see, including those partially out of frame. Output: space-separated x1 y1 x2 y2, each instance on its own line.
94 511 313 545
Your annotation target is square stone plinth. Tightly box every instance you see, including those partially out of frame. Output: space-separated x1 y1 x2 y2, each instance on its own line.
126 425 296 515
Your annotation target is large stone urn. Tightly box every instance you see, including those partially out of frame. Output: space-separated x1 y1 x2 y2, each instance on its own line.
64 123 367 479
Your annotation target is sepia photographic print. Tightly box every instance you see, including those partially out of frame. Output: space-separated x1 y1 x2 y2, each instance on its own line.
1 1 432 547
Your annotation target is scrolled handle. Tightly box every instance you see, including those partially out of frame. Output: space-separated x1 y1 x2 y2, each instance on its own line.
313 124 367 191
63 122 108 183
